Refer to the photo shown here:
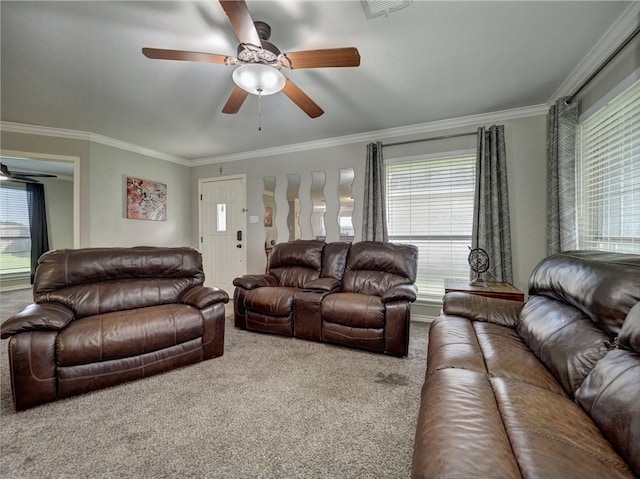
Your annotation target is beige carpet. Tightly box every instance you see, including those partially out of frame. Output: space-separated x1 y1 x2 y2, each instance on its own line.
0 289 429 478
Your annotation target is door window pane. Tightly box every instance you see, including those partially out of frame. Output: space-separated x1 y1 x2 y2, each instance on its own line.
217 203 227 232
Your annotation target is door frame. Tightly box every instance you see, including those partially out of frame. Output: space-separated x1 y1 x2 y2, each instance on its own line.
198 174 247 281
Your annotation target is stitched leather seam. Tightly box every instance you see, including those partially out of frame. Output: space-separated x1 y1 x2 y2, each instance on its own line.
508 427 631 471
58 342 202 381
26 333 56 382
586 360 635 417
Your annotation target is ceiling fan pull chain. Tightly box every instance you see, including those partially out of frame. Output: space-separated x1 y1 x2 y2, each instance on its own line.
257 88 263 131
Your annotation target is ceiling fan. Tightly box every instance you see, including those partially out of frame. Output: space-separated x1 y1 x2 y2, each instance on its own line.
0 163 57 183
142 0 360 119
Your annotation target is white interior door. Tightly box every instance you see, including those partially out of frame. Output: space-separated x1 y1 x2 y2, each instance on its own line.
200 176 246 293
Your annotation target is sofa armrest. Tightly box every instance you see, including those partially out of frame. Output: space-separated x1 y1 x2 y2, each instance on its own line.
442 292 523 328
180 285 229 308
382 284 418 303
1 303 75 338
232 274 277 290
304 278 342 293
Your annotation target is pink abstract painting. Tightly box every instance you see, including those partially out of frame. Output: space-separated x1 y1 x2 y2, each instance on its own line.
126 177 167 221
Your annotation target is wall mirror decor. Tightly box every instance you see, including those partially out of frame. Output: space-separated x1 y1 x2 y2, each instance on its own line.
286 173 301 241
263 176 277 255
310 171 326 240
338 167 355 241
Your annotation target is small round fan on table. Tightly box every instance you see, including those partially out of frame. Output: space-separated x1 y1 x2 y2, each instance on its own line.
468 247 490 286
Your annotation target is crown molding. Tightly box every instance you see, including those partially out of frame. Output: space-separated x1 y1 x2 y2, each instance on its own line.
549 2 640 103
3 103 547 169
0 121 190 166
191 103 548 165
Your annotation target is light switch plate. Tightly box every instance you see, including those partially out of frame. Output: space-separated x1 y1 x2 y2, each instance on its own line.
249 215 259 224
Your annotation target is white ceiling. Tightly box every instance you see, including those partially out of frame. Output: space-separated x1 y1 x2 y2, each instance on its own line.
0 1 634 163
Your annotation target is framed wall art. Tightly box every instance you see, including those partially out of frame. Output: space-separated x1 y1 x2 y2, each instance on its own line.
126 176 167 221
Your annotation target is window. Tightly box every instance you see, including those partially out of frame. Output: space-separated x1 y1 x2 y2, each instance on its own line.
386 151 476 301
577 79 640 253
0 183 31 275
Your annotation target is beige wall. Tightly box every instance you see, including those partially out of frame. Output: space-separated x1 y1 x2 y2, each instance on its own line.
40 177 74 250
578 33 640 117
0 131 192 250
87 142 192 248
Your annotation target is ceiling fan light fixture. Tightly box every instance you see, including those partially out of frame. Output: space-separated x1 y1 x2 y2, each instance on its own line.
232 64 286 95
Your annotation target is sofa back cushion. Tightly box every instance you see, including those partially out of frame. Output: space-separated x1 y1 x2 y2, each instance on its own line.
320 242 350 280
518 251 640 397
268 240 325 288
517 296 612 397
341 241 418 296
527 251 640 336
33 247 205 319
575 301 640 477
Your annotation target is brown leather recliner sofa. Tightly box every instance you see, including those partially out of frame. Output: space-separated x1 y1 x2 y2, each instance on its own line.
412 251 640 478
233 239 418 356
1 246 229 411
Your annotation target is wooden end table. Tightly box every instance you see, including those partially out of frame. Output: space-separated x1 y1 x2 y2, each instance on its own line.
444 278 525 302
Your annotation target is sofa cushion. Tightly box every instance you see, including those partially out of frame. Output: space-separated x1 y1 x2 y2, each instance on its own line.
428 315 566 395
320 242 350 280
427 317 488 376
473 321 567 396
58 339 203 399
492 377 635 478
38 278 200 319
517 295 611 397
528 250 640 336
57 304 204 366
575 301 640 477
34 246 204 293
341 241 418 296
321 322 384 352
321 292 384 328
268 239 324 288
244 287 298 316
412 368 522 479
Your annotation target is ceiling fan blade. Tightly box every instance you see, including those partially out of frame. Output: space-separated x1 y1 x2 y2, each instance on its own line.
219 0 262 47
222 86 250 114
281 79 324 118
142 47 233 65
10 177 40 183
12 172 57 178
282 48 361 69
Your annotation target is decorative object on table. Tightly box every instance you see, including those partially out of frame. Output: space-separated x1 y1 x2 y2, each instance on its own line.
468 246 490 286
126 176 167 221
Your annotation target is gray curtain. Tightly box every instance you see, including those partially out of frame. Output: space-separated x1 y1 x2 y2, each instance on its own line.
26 182 50 283
547 97 578 255
362 141 388 242
472 125 513 283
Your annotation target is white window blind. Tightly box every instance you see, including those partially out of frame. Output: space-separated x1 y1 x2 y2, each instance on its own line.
386 152 476 301
577 79 640 253
0 183 31 275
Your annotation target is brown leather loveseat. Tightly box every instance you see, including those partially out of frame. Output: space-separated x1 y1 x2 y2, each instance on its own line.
1 246 228 411
233 239 418 356
412 251 640 478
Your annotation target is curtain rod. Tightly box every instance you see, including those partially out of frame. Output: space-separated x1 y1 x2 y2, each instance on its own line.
382 131 477 148
566 24 640 104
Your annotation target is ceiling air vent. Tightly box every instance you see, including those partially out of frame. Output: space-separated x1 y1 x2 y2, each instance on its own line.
361 0 412 19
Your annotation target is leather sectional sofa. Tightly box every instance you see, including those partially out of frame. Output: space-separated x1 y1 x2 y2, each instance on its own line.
412 251 640 478
1 246 229 411
233 239 418 356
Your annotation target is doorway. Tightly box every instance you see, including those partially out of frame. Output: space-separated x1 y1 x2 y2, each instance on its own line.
199 175 246 292
0 150 79 290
